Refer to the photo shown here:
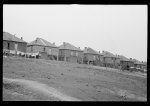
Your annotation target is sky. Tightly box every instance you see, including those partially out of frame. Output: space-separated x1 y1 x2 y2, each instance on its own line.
3 5 147 62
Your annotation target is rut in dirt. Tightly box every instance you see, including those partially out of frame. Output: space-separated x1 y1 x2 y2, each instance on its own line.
3 77 81 101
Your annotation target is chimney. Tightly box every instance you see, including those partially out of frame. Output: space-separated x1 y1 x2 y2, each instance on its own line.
21 37 23 40
99 51 100 53
35 37 38 42
63 42 66 47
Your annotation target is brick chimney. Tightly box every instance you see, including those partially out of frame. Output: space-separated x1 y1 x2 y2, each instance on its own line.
63 42 66 47
36 37 38 42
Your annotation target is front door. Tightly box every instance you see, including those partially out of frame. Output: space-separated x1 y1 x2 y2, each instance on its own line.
7 43 10 50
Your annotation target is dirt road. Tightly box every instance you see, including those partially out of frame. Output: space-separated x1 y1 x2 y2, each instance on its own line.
3 77 81 101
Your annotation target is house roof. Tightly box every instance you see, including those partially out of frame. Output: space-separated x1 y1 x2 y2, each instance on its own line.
59 42 82 51
102 51 119 58
118 55 131 62
132 59 146 65
83 47 99 55
27 37 57 48
3 32 27 43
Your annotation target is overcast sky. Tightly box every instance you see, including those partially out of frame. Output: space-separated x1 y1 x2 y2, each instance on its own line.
3 5 147 62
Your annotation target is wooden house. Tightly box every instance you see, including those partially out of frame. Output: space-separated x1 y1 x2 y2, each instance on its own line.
118 55 134 70
83 47 100 65
58 42 83 63
132 59 147 72
97 51 105 66
3 32 27 53
27 37 59 60
102 51 120 68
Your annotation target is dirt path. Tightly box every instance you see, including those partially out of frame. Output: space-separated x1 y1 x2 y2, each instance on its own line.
3 77 81 101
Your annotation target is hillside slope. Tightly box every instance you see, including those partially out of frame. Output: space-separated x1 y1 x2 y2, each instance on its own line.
3 56 147 101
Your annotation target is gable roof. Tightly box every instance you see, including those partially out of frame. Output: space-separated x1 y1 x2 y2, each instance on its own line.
59 42 82 51
3 32 27 43
118 55 132 62
27 37 57 48
83 47 99 55
102 51 119 58
132 59 146 65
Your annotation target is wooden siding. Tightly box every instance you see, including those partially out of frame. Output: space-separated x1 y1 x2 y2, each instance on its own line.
104 57 113 64
84 54 99 61
59 49 84 63
3 40 27 52
27 45 59 56
120 61 134 70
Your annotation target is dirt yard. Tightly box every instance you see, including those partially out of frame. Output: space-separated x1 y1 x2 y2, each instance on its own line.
3 56 147 101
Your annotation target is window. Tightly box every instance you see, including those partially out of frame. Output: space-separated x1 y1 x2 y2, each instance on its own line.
15 44 18 50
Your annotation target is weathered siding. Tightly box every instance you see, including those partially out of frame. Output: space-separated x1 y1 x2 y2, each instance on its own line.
27 45 59 56
104 57 113 63
59 49 83 63
115 58 120 64
84 54 99 61
99 55 104 62
120 61 134 70
134 64 146 70
3 40 27 52
40 52 49 60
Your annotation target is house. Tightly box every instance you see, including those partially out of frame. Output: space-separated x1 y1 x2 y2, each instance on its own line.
27 37 59 60
83 47 101 65
58 42 84 63
118 55 134 70
3 32 27 53
102 51 120 68
97 51 105 66
132 59 147 72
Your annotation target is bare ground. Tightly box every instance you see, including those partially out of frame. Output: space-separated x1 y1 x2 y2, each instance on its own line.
3 56 147 101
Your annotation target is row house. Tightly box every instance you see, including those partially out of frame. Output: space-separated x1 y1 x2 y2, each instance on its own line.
132 59 147 71
83 47 101 65
27 37 59 60
102 51 120 68
3 32 27 53
4 31 146 72
97 51 105 66
118 55 134 70
59 42 83 63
